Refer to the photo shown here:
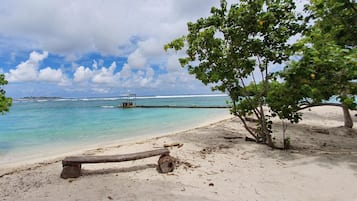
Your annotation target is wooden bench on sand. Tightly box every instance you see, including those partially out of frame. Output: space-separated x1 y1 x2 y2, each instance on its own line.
60 148 175 179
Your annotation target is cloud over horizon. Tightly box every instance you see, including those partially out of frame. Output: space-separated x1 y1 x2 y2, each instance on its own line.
0 0 218 58
0 0 221 97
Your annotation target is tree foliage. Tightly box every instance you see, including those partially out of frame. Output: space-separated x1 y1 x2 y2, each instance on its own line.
165 0 356 147
275 0 357 128
307 0 357 47
165 0 304 147
0 74 12 114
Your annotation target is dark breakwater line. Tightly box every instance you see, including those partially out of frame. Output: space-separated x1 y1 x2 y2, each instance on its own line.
125 105 230 109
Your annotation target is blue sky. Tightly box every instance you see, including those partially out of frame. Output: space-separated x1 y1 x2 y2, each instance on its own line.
0 0 221 98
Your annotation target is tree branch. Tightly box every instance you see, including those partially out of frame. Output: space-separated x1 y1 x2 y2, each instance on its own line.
234 111 258 140
297 102 343 111
239 78 262 119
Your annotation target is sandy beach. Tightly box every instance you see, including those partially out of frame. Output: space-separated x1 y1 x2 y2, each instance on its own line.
1 106 357 201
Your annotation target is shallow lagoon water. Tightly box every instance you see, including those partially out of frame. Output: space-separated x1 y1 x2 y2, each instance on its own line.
0 95 230 164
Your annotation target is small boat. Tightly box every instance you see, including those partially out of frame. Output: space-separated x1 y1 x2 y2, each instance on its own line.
120 93 136 108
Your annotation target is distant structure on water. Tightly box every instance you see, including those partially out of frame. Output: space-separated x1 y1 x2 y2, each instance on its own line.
120 93 136 108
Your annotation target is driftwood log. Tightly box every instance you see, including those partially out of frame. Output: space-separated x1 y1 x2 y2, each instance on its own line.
163 142 183 148
61 148 173 179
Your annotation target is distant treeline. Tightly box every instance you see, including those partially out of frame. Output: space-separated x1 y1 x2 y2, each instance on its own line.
22 96 62 100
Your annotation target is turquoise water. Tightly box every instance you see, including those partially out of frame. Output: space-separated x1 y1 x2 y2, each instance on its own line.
0 95 230 164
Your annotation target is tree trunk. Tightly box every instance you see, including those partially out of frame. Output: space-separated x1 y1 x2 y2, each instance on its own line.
342 104 353 128
259 104 274 148
266 133 274 148
298 103 354 129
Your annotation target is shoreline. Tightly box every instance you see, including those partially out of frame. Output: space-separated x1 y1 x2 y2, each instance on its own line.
1 105 355 172
0 112 233 175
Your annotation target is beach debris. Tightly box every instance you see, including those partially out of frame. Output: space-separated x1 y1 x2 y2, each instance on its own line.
177 160 200 170
200 147 216 155
206 171 219 175
209 183 214 187
163 142 184 148
199 147 216 159
158 155 176 173
200 147 214 159
245 136 256 142
223 136 242 140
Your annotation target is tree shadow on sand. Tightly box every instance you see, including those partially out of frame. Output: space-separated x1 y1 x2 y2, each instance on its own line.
248 122 357 171
174 117 357 172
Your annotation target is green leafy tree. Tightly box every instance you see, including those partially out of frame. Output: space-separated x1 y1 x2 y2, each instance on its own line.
165 0 304 147
276 0 357 128
0 74 12 114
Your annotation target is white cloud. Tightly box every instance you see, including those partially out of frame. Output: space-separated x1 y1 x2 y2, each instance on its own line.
166 55 182 72
92 62 117 84
171 0 217 19
74 66 93 82
134 68 155 88
30 51 48 62
118 64 132 79
69 61 159 93
138 38 163 57
127 50 147 69
6 51 48 82
154 70 204 91
5 49 211 96
38 67 64 82
5 51 69 86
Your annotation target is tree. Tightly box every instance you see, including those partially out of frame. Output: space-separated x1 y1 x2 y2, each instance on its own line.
0 74 12 114
165 0 304 147
276 0 357 128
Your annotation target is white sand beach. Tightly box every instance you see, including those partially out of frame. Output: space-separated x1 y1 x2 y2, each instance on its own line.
1 106 357 201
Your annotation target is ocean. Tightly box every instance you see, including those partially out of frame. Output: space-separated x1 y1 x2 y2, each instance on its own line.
0 95 231 165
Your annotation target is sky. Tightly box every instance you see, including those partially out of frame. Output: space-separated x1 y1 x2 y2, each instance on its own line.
0 0 223 98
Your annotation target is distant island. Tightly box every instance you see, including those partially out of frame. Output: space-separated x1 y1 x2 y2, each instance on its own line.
21 96 62 100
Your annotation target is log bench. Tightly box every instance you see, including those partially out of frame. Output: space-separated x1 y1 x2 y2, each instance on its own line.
60 148 175 179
